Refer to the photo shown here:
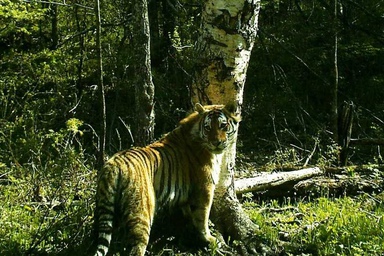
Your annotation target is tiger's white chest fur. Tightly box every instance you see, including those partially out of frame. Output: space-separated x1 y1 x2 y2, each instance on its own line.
210 153 223 185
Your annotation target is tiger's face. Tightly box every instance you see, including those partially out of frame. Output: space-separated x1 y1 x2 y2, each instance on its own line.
195 103 240 154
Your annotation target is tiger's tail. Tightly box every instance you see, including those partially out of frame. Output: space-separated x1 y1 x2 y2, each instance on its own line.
94 164 119 256
94 233 112 256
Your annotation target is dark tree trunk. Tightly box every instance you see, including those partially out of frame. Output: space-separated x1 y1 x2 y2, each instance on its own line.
50 4 58 50
338 101 354 166
132 0 155 146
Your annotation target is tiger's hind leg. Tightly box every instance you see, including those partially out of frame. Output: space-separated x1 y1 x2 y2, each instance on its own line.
121 186 156 256
123 220 152 256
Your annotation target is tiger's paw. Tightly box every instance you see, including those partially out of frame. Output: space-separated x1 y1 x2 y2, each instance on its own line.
204 232 236 255
200 231 227 249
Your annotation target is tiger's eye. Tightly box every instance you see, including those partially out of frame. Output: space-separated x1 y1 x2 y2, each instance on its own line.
220 122 228 130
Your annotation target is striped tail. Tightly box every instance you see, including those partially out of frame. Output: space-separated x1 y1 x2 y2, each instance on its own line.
94 164 119 256
94 192 115 256
95 232 112 256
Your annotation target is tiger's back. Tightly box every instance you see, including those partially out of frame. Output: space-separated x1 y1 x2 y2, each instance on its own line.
93 103 240 256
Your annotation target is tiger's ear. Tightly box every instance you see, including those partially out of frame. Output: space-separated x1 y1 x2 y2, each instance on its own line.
224 102 237 114
194 103 206 114
225 103 241 123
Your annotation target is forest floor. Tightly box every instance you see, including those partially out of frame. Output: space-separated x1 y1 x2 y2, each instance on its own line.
1 158 383 255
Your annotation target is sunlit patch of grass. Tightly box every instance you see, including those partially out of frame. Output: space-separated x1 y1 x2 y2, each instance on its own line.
0 180 39 254
244 194 384 255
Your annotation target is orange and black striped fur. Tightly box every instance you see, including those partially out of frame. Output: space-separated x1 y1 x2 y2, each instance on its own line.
93 103 240 256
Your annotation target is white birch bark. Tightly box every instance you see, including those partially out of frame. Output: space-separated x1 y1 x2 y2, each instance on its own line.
192 0 263 253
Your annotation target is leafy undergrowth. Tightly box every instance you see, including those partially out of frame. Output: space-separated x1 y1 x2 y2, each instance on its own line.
0 166 95 256
2 172 384 256
1 131 384 255
0 120 97 255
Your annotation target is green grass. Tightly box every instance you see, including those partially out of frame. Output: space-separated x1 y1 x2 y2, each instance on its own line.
244 194 384 255
2 172 383 256
1 130 383 255
0 171 95 255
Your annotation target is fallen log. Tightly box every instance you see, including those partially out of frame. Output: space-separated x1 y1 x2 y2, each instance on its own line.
324 164 384 175
294 173 384 197
235 167 322 195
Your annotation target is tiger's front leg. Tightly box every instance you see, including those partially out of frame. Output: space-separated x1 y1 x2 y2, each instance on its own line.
183 183 216 245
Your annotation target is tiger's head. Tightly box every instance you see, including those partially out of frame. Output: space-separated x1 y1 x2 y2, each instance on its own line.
186 103 241 154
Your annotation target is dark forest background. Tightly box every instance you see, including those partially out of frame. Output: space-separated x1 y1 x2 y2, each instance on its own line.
1 0 383 168
1 0 384 255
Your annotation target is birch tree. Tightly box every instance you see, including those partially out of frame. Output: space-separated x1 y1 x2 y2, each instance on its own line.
192 0 266 253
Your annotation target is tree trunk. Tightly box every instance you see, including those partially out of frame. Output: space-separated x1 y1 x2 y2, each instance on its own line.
132 0 155 146
95 0 106 169
50 4 58 50
331 0 339 146
338 101 354 166
192 0 263 253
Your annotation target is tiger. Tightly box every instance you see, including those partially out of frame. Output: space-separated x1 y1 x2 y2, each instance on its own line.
93 103 240 256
